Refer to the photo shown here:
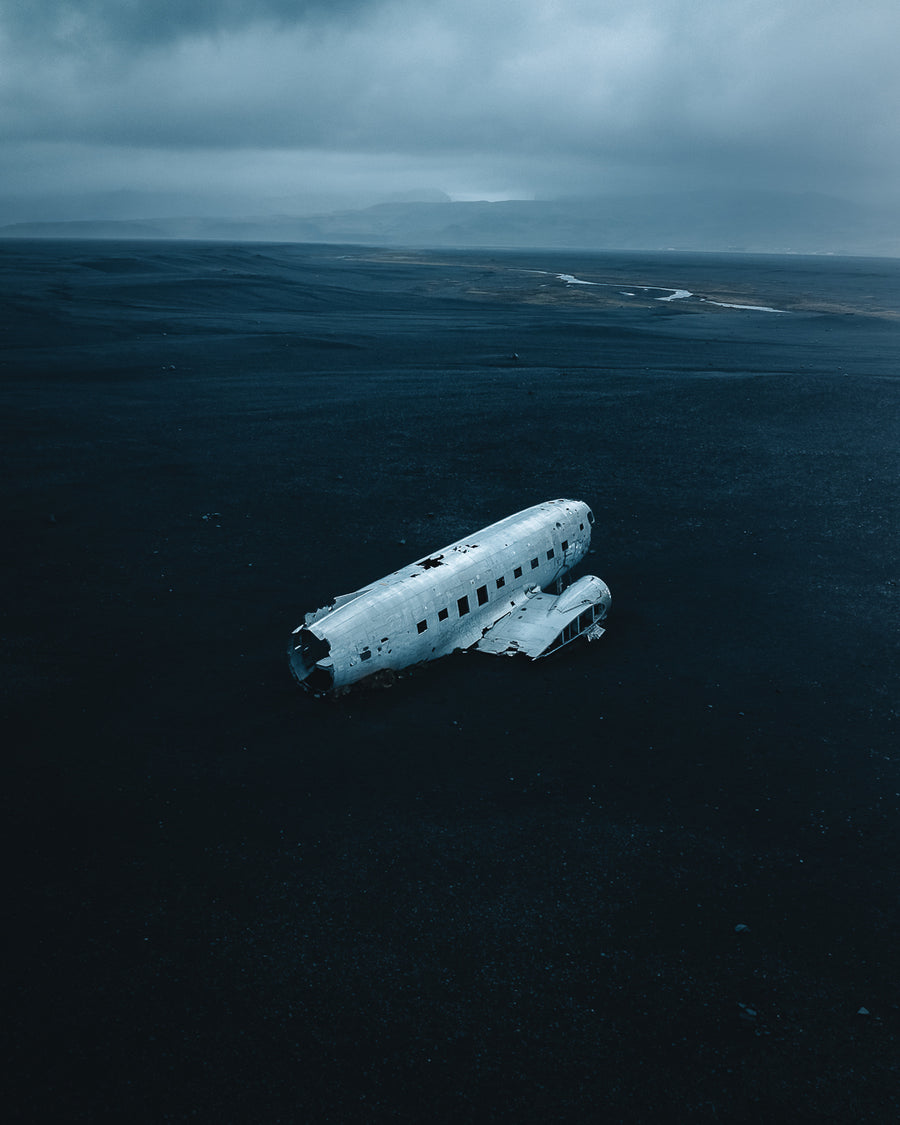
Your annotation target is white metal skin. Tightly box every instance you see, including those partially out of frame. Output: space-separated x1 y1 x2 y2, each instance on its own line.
289 498 611 693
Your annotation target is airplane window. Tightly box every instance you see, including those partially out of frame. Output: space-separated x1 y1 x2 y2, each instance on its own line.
530 557 539 569
417 620 428 634
438 607 449 621
546 549 554 560
476 585 488 606
457 595 470 617
496 576 505 589
513 566 522 579
562 539 569 551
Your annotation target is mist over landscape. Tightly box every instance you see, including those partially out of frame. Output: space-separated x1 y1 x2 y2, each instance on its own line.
3 191 898 257
2 1 898 255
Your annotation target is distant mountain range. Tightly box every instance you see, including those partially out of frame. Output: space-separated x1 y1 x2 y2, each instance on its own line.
1 191 897 256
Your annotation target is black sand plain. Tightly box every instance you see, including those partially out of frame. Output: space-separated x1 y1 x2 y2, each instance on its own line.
3 239 899 1122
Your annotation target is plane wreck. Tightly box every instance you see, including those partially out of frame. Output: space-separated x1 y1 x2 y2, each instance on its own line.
289 498 611 694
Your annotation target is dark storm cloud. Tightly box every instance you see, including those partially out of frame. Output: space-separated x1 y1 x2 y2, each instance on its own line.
3 0 377 47
1 0 898 216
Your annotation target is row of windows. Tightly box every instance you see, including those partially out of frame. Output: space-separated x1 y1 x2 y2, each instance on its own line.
414 540 571 634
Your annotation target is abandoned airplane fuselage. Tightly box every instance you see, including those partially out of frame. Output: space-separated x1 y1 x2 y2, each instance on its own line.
289 499 611 694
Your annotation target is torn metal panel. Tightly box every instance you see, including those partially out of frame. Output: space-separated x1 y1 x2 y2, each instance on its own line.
474 575 611 659
288 498 611 694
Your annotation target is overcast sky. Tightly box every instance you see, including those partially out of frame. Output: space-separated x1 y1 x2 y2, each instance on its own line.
1 0 898 220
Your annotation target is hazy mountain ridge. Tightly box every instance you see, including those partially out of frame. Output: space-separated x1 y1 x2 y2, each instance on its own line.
2 192 897 256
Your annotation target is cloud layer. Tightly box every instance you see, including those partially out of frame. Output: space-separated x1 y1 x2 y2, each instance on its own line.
2 0 898 218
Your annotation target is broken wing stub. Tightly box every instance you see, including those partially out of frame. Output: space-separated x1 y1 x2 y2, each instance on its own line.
473 574 611 658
